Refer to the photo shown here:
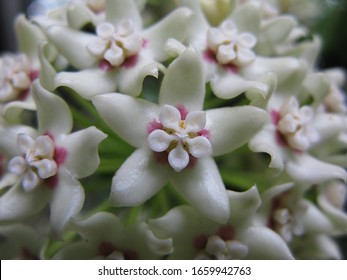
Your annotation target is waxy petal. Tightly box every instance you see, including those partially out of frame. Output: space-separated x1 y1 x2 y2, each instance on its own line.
57 126 107 178
55 69 118 100
32 80 73 136
106 0 142 30
142 7 193 61
50 168 85 237
172 157 230 223
241 226 294 259
159 105 181 131
159 48 205 111
185 136 212 158
110 148 171 206
148 130 175 152
168 143 190 172
92 93 159 148
206 106 268 156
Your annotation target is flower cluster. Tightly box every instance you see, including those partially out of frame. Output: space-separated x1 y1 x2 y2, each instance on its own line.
1 0 347 260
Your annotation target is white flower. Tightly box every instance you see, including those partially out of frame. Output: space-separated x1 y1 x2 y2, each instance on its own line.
39 0 193 98
150 187 294 259
0 81 106 236
92 48 268 223
53 212 172 260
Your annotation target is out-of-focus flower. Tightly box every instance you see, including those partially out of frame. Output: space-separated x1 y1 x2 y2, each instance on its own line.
53 212 172 259
150 186 294 259
0 81 106 236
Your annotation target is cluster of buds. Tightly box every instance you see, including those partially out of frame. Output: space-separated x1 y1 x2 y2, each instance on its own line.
0 0 346 260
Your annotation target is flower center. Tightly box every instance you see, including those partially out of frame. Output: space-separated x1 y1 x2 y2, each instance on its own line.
8 134 60 192
272 97 319 151
194 226 248 260
205 20 256 68
87 19 143 68
267 191 306 242
0 54 34 103
147 105 212 172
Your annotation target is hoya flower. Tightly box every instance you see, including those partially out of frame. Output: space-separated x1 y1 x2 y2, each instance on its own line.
256 182 334 244
0 223 44 259
0 81 106 236
92 48 268 223
52 212 172 260
38 0 193 99
150 186 294 259
249 93 347 185
171 0 302 101
0 53 38 117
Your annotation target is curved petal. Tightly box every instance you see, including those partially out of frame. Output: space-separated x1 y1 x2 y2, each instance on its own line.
55 69 118 100
229 1 261 34
57 126 106 178
142 7 193 61
172 157 230 224
46 25 98 69
50 168 85 237
32 80 73 136
116 55 160 97
110 148 172 206
149 205 218 259
106 0 142 30
66 3 96 30
314 113 347 143
15 15 47 63
92 93 159 148
53 241 95 260
211 72 270 100
0 182 50 221
206 106 268 156
168 143 190 172
38 43 57 91
302 201 333 234
286 153 347 184
241 226 294 259
159 47 205 111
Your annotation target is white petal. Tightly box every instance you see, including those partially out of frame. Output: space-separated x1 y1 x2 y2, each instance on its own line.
11 72 31 90
206 106 268 156
121 34 142 56
207 28 226 51
148 130 175 152
159 105 181 130
33 135 55 158
92 93 159 148
236 48 256 66
17 134 34 155
185 111 207 132
237 33 257 49
96 22 114 39
216 44 236 65
185 136 212 158
104 44 125 66
286 153 347 184
110 148 171 206
159 47 205 111
55 69 118 100
106 0 142 30
86 39 108 57
241 226 294 260
0 182 50 221
50 168 85 237
172 157 230 223
31 159 57 179
57 126 107 179
8 156 27 175
168 143 190 172
22 170 41 192
32 80 73 136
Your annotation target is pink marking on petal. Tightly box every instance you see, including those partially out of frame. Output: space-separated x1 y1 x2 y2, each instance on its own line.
216 225 234 241
99 241 116 257
123 250 139 260
224 64 239 74
44 174 58 189
142 38 149 48
187 155 198 168
18 88 30 101
99 59 114 71
198 129 210 139
271 110 281 125
176 104 188 120
54 146 68 166
43 131 55 141
147 119 163 134
193 234 208 250
203 49 239 73
153 151 169 165
122 55 138 68
30 70 39 82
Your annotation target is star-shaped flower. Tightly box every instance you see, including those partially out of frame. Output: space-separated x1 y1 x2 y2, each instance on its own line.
149 186 294 259
52 212 172 260
0 81 106 236
35 0 193 99
92 47 268 223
